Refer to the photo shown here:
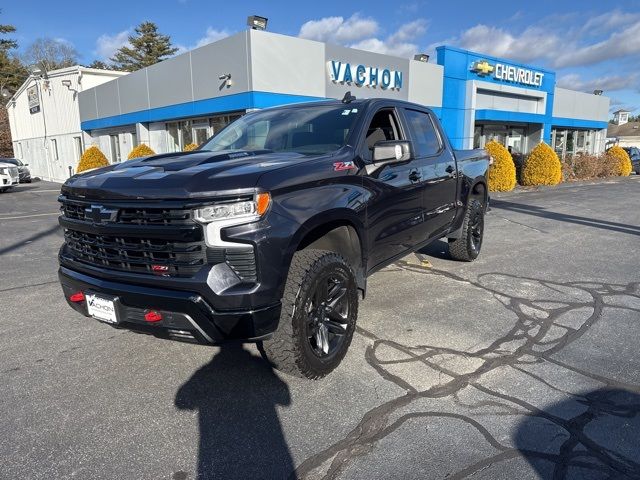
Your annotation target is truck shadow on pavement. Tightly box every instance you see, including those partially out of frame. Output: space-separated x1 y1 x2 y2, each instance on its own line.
174 344 295 480
514 388 640 479
491 199 640 236
293 263 640 479
0 223 61 256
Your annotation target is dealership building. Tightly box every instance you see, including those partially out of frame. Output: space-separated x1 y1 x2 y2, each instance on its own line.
9 29 610 182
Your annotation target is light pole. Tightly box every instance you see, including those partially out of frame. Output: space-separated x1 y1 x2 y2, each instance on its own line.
29 66 54 182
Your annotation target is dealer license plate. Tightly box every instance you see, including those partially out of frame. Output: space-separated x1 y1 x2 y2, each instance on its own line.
86 294 118 324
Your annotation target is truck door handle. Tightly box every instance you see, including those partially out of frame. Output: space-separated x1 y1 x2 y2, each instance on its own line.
445 165 456 177
409 171 422 182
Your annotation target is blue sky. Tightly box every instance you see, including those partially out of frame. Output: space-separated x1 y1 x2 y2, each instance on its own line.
4 0 640 115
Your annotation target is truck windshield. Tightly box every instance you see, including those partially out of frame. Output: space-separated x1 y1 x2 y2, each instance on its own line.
200 104 361 155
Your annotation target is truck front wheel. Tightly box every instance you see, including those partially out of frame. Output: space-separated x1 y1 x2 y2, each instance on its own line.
448 199 484 262
259 249 358 379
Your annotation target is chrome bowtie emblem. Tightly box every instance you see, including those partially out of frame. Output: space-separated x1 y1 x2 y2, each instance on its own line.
85 205 118 224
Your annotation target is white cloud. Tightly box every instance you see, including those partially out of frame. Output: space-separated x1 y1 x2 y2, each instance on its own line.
438 15 640 69
553 21 640 68
195 27 231 48
557 73 639 93
95 30 130 61
581 9 640 34
175 27 231 55
299 14 379 43
455 24 560 63
299 15 428 59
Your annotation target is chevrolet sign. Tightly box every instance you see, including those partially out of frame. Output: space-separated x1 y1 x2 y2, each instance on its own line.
471 60 544 87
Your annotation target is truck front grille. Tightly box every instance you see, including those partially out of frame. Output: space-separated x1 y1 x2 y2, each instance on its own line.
64 230 207 277
61 203 193 226
59 196 258 282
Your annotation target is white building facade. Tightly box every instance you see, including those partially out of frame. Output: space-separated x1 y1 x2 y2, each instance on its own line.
6 66 127 183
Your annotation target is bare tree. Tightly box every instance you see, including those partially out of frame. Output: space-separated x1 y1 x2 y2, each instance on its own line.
23 37 78 72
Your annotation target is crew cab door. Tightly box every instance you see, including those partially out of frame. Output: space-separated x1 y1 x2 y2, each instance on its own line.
401 108 458 238
362 107 430 270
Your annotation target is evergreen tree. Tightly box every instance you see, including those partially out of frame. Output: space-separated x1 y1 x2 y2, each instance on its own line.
87 59 109 70
0 10 28 156
110 22 178 72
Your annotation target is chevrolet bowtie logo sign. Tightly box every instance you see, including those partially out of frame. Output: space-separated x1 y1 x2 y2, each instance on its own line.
470 59 545 87
85 205 118 224
473 60 494 75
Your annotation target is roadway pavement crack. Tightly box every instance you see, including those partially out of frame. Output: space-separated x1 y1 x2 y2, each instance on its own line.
294 265 640 479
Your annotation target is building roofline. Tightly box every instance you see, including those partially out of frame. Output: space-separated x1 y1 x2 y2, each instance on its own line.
5 65 127 107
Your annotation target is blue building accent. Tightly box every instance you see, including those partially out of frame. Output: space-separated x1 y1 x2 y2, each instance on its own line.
436 46 557 149
81 91 327 131
434 45 608 150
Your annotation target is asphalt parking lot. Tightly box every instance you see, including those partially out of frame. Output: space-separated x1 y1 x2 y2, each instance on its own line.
1 177 639 480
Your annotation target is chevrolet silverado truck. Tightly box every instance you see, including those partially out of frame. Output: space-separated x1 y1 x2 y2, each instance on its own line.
58 98 490 379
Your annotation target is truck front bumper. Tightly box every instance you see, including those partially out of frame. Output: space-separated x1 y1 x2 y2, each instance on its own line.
59 266 281 344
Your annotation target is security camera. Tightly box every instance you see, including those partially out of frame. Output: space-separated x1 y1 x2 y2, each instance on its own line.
218 73 231 80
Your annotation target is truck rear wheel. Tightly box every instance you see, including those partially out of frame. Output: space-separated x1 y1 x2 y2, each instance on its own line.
448 199 484 262
259 249 358 379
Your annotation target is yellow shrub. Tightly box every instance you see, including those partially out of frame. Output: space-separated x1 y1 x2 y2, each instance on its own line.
183 143 198 152
484 140 516 191
76 146 109 173
127 143 155 160
522 142 562 186
607 145 632 176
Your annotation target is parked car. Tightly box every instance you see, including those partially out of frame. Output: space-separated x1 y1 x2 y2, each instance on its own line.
622 147 640 174
57 98 490 378
0 158 31 183
0 161 20 192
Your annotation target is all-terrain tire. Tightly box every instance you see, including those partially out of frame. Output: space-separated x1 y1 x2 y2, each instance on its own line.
259 249 358 379
448 198 484 262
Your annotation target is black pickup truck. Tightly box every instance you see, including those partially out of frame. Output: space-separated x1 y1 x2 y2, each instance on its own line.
58 98 490 378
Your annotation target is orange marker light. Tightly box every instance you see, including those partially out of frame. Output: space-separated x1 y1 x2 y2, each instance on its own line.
256 192 271 216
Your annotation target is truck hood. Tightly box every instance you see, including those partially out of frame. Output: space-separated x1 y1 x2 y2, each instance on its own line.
61 150 313 200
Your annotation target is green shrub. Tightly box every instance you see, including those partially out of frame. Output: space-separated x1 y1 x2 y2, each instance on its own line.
127 143 155 160
484 140 516 191
522 142 562 186
607 145 632 176
77 146 109 173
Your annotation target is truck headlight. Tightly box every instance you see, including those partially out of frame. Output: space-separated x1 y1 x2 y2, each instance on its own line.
0 168 6 175
193 192 271 224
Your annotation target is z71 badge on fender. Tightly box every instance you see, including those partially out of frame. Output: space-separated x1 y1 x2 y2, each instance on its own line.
333 161 356 171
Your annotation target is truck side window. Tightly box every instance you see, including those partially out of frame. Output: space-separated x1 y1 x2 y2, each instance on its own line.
404 109 442 157
365 110 401 159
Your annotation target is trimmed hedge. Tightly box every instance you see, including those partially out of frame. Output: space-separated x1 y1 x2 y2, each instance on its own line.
128 143 155 160
607 145 632 176
484 140 516 191
183 143 198 152
76 146 109 173
522 142 562 186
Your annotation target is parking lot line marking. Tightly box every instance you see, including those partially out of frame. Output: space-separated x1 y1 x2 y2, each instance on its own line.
33 189 62 193
0 212 60 220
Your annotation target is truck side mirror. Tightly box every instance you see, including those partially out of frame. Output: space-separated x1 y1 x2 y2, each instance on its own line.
367 140 413 174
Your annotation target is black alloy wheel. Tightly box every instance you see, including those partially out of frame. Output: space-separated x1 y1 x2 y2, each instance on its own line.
260 249 358 379
305 272 350 358
448 198 485 262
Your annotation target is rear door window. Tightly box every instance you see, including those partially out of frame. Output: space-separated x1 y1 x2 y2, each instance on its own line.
403 109 442 157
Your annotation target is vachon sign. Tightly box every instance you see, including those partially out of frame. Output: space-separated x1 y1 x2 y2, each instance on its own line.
328 60 403 90
471 59 545 88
